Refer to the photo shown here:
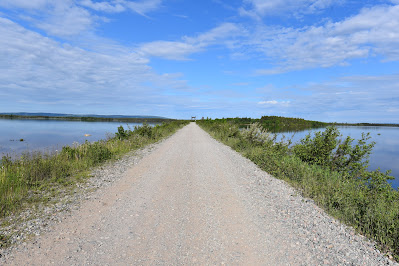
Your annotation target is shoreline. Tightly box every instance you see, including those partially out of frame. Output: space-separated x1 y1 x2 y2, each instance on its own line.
0 134 170 260
0 114 176 123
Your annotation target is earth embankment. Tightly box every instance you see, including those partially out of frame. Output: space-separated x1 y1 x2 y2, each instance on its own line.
2 122 394 265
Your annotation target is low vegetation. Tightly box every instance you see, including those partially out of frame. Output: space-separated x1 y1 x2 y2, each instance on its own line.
0 121 189 220
197 119 399 259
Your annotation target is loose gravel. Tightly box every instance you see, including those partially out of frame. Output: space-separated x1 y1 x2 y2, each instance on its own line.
0 139 163 261
1 123 396 265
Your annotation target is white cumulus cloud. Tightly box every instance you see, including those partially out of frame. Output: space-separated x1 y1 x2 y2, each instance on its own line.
258 100 290 105
250 4 399 73
258 100 278 105
79 0 164 15
240 0 341 19
79 0 126 13
0 17 192 115
0 0 165 38
0 0 50 9
0 0 96 37
139 23 246 60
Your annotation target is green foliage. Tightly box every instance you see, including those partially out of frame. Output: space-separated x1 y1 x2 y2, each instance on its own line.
115 125 128 140
134 123 154 138
199 116 327 133
0 120 189 218
241 122 272 143
197 119 399 259
292 126 341 167
292 126 393 187
259 115 327 132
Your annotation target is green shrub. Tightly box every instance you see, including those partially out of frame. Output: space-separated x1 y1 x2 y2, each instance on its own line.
241 122 271 143
115 125 128 140
134 123 153 138
85 141 112 164
0 120 189 218
292 126 375 176
292 126 393 187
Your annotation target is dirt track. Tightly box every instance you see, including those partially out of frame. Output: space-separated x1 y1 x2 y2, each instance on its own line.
3 123 395 265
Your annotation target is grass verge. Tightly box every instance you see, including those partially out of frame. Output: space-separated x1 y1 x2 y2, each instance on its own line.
0 121 189 221
197 119 399 260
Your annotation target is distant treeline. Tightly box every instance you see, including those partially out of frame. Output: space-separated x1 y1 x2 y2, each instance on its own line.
258 116 326 132
207 116 327 132
203 116 399 132
333 122 399 127
0 114 176 123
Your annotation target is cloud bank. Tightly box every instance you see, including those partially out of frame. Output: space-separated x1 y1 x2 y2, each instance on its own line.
0 17 191 115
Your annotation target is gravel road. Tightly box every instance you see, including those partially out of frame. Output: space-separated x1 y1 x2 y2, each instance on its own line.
2 123 396 265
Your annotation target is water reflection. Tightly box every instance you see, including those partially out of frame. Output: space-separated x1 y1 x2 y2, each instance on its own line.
0 119 150 156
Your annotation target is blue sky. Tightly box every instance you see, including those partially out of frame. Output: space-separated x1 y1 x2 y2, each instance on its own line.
1 0 399 122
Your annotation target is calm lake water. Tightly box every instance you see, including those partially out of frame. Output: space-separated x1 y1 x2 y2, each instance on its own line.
279 126 399 189
1 120 399 188
0 119 149 156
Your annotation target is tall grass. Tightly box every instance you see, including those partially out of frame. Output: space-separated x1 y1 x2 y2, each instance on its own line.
197 119 399 259
0 121 189 218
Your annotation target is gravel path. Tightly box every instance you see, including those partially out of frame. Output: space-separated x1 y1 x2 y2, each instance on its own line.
2 122 396 265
